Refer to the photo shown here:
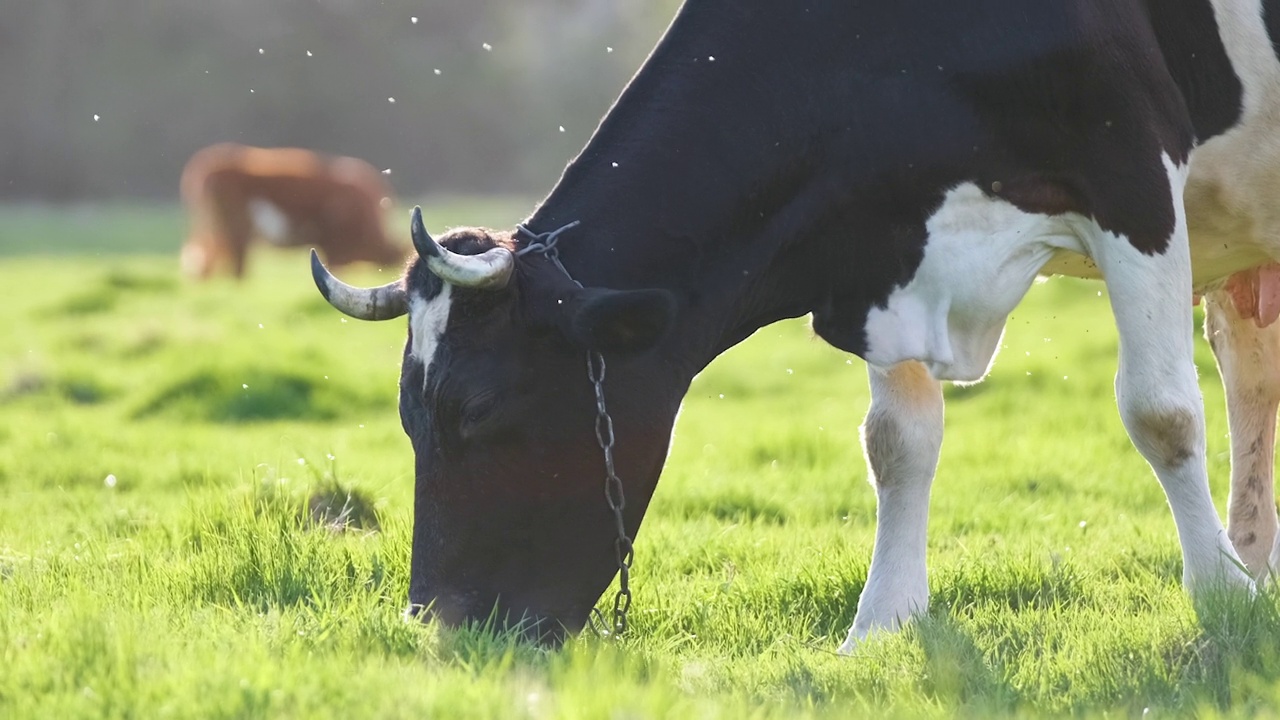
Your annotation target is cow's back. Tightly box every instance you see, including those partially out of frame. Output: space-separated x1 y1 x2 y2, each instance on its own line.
182 144 390 211
180 143 401 276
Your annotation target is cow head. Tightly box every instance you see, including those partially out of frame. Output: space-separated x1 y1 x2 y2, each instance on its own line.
312 208 680 640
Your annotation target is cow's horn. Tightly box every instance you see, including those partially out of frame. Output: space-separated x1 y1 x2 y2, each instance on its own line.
310 249 408 321
411 206 514 290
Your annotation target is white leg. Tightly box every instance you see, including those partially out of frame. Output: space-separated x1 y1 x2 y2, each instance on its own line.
1082 159 1250 592
1204 290 1280 579
840 360 943 653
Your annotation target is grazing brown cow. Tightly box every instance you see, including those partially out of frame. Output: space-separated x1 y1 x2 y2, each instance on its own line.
180 143 406 278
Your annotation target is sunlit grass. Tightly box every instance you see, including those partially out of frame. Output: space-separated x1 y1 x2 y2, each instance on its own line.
2 205 1278 717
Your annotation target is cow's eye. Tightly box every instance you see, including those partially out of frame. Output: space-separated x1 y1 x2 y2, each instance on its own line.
459 391 501 437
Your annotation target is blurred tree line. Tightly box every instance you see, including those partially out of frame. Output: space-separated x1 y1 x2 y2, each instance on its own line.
0 0 680 202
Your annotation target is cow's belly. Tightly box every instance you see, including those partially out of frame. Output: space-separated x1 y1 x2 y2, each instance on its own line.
860 124 1280 383
861 183 1086 382
1181 124 1280 289
1038 130 1277 291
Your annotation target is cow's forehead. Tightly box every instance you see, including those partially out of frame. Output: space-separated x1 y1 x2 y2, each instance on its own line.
408 285 454 380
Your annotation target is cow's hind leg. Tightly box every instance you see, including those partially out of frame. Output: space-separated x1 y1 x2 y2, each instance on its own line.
1204 289 1280 579
840 360 943 653
1084 158 1251 593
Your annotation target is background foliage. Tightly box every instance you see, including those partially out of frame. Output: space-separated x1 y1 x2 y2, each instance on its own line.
1 0 679 201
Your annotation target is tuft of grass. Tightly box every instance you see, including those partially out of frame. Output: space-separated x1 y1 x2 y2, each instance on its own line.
307 483 383 533
134 368 344 422
42 286 120 316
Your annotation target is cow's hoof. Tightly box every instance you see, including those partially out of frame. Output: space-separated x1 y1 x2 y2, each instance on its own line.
838 601 924 654
1185 559 1256 595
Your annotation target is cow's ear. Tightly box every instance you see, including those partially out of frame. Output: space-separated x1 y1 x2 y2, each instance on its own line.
564 288 677 354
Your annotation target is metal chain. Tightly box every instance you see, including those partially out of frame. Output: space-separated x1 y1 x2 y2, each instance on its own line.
513 220 579 261
586 349 633 636
515 221 634 638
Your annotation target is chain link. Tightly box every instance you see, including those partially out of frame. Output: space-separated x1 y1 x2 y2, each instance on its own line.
588 349 633 635
516 221 635 638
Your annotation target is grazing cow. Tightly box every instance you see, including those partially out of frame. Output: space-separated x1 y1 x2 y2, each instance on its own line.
312 0 1280 649
180 143 405 279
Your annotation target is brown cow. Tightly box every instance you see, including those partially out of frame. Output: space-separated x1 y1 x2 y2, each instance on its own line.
179 143 406 279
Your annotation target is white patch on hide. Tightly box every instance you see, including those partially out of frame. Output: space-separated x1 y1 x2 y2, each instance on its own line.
1179 0 1280 287
409 285 453 384
861 184 1085 381
248 198 289 245
180 243 207 277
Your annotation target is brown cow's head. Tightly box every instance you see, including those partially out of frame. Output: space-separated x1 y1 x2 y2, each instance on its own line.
312 208 681 640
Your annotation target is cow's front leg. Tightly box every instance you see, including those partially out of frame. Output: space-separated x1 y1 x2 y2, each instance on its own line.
840 360 943 653
1084 160 1251 593
1204 286 1280 579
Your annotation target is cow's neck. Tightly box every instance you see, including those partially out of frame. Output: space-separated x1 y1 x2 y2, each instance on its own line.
525 156 824 377
522 12 845 375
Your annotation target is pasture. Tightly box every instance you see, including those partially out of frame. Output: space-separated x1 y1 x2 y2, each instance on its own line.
3 202 1280 718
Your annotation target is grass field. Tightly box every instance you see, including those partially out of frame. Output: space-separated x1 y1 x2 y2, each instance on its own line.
4 202 1280 718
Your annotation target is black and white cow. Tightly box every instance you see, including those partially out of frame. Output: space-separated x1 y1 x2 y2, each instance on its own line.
313 0 1280 650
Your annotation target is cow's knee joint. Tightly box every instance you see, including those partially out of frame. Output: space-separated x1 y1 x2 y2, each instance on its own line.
862 405 941 489
863 412 907 483
1122 401 1199 468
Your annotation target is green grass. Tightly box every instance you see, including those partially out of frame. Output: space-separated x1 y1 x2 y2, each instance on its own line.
3 202 1280 717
